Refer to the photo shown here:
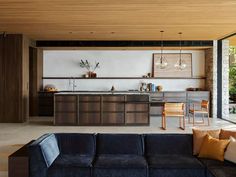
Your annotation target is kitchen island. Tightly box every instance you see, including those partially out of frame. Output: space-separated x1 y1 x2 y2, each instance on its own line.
54 92 150 126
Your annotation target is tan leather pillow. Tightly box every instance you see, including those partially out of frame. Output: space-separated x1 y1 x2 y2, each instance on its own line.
198 134 230 161
192 129 220 155
220 129 236 139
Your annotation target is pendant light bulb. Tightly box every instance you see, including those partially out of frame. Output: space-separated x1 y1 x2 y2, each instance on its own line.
155 30 168 69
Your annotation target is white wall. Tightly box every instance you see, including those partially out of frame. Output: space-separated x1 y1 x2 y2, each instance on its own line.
43 50 205 91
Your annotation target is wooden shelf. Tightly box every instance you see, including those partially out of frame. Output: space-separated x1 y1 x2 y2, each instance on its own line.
43 76 206 80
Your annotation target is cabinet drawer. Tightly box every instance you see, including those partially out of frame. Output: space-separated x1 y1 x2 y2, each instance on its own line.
164 98 186 102
150 106 163 116
125 113 149 124
102 113 124 124
79 102 100 112
126 95 149 102
103 103 124 112
126 103 149 112
150 92 164 98
55 96 77 102
103 96 125 102
55 102 77 112
79 96 100 102
55 113 77 125
187 92 210 101
164 92 186 98
79 113 101 125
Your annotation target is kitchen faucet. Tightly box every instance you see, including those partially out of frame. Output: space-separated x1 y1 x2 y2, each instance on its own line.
69 77 77 91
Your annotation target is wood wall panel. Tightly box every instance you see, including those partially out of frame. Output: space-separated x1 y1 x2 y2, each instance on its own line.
0 36 4 120
0 34 30 122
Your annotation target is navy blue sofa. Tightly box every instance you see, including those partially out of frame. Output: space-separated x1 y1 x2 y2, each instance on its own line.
28 133 236 177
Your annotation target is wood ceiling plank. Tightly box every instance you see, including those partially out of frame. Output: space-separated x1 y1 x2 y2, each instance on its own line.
0 0 235 40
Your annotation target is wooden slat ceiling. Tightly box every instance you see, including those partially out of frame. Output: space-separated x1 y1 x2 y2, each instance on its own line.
0 0 236 40
228 35 236 46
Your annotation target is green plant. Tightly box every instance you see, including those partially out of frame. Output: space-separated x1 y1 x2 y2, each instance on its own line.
79 60 100 72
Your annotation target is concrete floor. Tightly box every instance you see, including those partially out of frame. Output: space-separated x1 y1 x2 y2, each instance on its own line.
0 116 236 177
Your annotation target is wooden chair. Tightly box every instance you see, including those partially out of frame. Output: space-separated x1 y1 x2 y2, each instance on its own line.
188 100 210 126
162 103 185 130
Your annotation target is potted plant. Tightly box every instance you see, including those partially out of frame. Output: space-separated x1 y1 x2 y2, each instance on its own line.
79 60 100 78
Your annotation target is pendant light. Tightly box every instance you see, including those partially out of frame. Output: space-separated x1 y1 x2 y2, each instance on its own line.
155 30 168 69
175 32 187 70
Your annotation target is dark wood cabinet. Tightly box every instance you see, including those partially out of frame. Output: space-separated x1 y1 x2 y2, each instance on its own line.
102 95 125 125
79 95 101 125
38 92 55 116
125 95 150 125
54 94 149 126
54 95 78 125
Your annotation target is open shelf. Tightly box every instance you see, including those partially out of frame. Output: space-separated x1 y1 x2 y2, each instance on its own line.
43 76 206 80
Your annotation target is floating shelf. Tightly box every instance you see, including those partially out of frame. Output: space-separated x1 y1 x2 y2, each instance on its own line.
43 76 206 80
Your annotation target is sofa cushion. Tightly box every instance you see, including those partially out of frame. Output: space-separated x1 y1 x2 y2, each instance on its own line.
198 158 235 168
192 129 220 155
51 154 93 167
147 154 204 168
48 154 93 177
208 166 236 177
93 155 147 177
148 155 205 177
94 154 147 168
145 134 193 155
56 133 95 155
39 134 60 167
198 134 230 161
220 129 236 139
97 134 143 155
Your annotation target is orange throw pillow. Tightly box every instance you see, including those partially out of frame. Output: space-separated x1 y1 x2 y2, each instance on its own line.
198 134 230 161
220 129 236 139
192 129 220 155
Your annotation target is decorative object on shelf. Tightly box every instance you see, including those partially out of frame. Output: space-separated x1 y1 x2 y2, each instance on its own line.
111 85 115 92
174 32 187 70
79 60 100 78
155 31 168 69
157 85 163 92
153 53 192 77
44 84 58 92
140 82 147 92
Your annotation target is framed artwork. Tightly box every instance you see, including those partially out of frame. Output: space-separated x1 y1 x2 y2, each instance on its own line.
152 53 192 77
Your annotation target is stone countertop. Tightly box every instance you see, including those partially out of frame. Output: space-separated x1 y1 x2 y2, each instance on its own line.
54 91 150 95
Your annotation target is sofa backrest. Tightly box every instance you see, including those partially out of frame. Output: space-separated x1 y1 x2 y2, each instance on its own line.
56 133 96 155
145 134 193 155
97 134 144 155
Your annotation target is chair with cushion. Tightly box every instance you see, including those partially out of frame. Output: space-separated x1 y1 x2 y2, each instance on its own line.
93 134 148 177
188 100 210 126
162 103 185 130
145 134 205 177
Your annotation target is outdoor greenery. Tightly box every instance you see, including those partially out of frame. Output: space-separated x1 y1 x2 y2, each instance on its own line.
229 47 236 97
